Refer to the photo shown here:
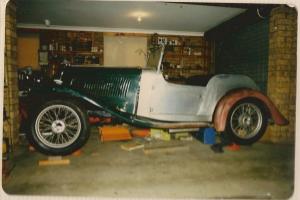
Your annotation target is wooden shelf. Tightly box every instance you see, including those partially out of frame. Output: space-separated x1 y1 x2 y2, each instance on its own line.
165 44 204 48
164 54 203 57
39 30 104 77
148 34 213 80
41 50 103 55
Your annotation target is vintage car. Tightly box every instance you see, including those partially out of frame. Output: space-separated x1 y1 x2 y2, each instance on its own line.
27 46 288 155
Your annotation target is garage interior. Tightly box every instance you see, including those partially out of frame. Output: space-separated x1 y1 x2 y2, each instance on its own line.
1 0 297 199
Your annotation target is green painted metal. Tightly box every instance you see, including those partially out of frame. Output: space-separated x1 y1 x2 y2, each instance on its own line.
29 67 154 127
60 67 142 114
43 86 156 128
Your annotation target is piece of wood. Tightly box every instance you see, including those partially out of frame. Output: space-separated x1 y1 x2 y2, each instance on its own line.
38 157 70 166
150 129 171 141
47 156 63 161
144 144 189 155
121 142 144 151
179 136 193 141
173 132 190 139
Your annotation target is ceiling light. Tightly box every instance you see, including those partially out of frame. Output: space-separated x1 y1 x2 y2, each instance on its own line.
129 11 150 21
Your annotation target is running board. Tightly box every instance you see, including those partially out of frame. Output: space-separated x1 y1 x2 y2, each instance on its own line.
168 128 200 133
149 121 212 129
86 103 212 129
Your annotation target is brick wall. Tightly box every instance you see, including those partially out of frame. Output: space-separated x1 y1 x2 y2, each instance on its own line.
265 6 297 143
215 18 269 93
4 0 19 145
214 6 297 143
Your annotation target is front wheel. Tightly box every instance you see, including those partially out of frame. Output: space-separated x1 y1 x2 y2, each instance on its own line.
28 100 90 155
225 98 268 145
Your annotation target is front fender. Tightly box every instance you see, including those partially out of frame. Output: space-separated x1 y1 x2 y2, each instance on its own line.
28 85 101 109
44 87 142 125
213 89 289 132
51 87 106 110
30 86 150 126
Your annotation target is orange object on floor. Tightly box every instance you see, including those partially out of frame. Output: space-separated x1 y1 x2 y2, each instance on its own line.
99 126 132 142
131 129 150 137
226 143 240 151
71 149 82 156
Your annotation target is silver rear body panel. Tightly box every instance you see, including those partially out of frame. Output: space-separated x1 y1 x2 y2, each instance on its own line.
137 70 259 122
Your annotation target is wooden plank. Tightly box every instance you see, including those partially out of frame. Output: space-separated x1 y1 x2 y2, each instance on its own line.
120 142 144 151
38 157 70 166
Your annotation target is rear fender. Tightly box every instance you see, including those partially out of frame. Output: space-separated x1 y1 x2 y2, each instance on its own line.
213 89 289 132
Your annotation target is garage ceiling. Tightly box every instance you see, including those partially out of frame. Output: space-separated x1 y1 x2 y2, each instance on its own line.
16 0 246 36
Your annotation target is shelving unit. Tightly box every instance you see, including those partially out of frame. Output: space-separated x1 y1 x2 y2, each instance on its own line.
38 30 212 79
148 34 213 80
39 30 104 77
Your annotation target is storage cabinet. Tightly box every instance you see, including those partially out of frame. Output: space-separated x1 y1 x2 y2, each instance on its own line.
39 30 104 77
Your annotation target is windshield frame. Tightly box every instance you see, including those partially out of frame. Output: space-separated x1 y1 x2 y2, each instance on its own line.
146 45 165 72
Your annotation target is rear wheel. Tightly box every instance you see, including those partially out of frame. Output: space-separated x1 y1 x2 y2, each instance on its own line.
28 100 90 155
225 98 268 145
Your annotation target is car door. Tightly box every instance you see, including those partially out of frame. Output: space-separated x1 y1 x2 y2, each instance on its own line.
148 73 205 121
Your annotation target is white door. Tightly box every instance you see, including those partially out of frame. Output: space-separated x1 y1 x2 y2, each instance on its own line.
104 35 147 67
149 74 204 121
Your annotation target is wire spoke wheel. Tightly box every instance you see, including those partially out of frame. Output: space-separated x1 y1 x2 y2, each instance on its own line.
35 104 82 148
230 102 263 139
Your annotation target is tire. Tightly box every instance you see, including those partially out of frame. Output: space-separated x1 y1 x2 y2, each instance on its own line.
225 98 268 145
28 100 90 155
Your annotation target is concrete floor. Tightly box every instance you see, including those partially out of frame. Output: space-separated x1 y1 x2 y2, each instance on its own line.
2 127 295 199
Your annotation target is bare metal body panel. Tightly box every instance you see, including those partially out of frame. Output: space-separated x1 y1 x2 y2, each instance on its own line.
137 71 259 122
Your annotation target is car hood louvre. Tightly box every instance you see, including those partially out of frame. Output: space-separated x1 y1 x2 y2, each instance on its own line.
60 67 142 114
